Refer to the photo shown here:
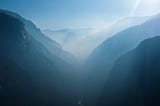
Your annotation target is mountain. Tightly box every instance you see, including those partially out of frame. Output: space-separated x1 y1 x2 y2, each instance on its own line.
84 14 160 105
43 28 91 45
98 36 160 106
88 14 160 70
43 16 148 59
0 10 78 106
0 9 76 64
87 13 160 78
43 28 96 59
103 16 149 39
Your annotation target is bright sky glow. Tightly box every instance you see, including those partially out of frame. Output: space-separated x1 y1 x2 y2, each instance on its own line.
1 0 160 59
0 0 160 29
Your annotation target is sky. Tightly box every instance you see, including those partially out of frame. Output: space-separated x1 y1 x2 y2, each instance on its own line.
1 0 160 30
0 0 160 59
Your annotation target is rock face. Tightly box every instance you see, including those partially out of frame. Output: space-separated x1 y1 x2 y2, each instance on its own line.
0 10 78 106
89 14 160 71
0 9 76 65
84 13 160 105
98 36 160 106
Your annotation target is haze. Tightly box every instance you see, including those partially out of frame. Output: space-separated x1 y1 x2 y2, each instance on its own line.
1 0 160 59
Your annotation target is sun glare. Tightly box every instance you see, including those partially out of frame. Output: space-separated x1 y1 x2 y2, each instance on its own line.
147 0 160 5
131 0 160 16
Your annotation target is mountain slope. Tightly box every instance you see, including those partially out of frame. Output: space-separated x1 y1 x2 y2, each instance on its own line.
84 13 160 106
87 13 160 82
89 14 160 70
98 36 160 106
0 11 78 106
43 28 97 59
0 9 76 64
43 16 148 59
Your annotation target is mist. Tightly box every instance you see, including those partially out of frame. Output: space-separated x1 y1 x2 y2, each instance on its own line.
1 0 160 106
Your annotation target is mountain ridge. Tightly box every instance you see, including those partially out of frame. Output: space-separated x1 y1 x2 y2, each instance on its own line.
0 9 76 64
98 36 160 106
0 10 78 106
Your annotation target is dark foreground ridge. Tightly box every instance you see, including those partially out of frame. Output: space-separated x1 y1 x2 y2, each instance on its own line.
0 10 78 106
98 36 160 106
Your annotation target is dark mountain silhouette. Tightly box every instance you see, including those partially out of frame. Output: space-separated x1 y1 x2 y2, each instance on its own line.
98 36 160 106
89 14 160 71
0 9 76 65
0 10 78 106
84 13 160 105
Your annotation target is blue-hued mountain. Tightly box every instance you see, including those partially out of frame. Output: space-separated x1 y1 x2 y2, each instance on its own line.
101 16 149 39
43 28 96 59
98 36 160 106
0 10 78 106
43 28 92 45
43 16 148 59
0 9 76 64
88 14 160 69
84 14 160 105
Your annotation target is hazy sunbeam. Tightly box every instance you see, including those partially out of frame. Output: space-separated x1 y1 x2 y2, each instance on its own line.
130 0 142 16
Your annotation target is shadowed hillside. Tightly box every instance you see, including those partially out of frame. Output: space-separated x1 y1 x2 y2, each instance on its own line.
98 36 160 106
0 11 78 106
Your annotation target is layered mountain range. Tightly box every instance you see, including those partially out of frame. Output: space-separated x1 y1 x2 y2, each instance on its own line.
98 36 160 106
1 9 160 106
0 10 78 106
43 16 148 59
84 13 160 106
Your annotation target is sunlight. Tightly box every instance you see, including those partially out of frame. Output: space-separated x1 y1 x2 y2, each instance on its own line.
147 0 160 5
130 0 142 16
133 0 160 16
